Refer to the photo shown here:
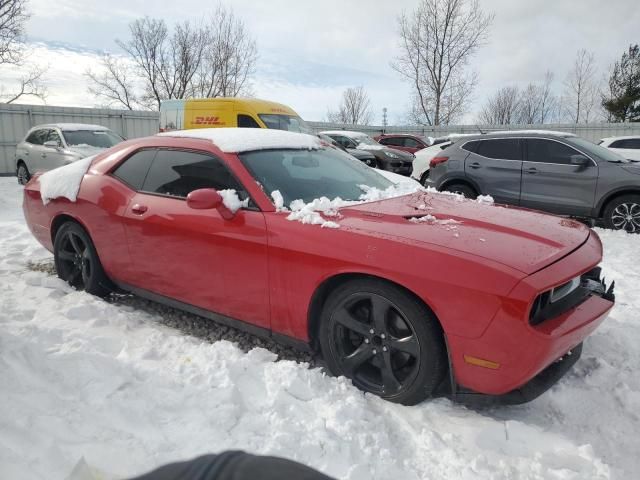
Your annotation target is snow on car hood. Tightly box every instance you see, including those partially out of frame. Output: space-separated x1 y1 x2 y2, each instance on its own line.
338 192 591 275
65 144 108 158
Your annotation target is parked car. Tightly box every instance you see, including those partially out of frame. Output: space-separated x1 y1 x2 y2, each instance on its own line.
160 97 312 134
411 141 452 185
374 133 430 154
317 133 377 167
23 128 614 405
425 131 640 232
15 123 124 185
320 130 414 175
598 136 640 161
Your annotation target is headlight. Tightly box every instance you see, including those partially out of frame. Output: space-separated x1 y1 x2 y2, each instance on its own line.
384 151 399 159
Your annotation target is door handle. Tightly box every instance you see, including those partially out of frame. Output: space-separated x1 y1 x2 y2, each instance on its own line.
469 162 481 169
526 167 537 174
131 204 148 215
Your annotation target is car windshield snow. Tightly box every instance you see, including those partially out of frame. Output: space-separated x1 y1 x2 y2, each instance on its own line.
258 114 313 134
62 130 123 148
239 147 393 206
353 135 379 146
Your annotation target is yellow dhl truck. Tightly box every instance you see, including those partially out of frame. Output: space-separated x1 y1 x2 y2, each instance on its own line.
159 98 311 133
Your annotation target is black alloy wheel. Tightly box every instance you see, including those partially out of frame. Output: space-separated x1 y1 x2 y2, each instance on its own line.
54 222 112 296
320 279 446 405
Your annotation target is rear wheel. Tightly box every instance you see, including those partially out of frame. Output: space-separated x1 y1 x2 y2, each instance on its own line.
443 183 477 199
603 195 640 233
17 162 30 185
420 170 430 186
319 279 446 405
54 222 112 296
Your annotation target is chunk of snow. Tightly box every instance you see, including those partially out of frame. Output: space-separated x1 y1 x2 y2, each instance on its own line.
158 128 322 153
357 142 385 151
39 155 95 205
476 194 495 205
271 190 287 212
218 189 249 213
56 123 110 131
287 196 356 228
409 214 437 223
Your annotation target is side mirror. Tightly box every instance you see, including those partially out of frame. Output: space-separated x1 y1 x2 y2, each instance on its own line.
570 154 590 166
44 140 60 149
186 188 234 219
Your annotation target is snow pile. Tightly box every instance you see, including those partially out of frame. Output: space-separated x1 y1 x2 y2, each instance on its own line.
356 142 385 151
39 155 95 205
219 189 249 213
287 197 347 228
0 178 640 479
58 123 110 131
270 190 287 211
409 214 437 223
359 180 422 202
158 128 321 153
476 194 495 205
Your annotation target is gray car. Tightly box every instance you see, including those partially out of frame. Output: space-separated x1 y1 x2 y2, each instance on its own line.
425 131 640 232
320 130 415 175
15 123 124 184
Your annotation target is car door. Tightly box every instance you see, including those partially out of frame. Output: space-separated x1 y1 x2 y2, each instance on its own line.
463 138 523 205
41 129 69 169
520 138 598 216
24 128 51 172
401 137 425 154
118 148 271 329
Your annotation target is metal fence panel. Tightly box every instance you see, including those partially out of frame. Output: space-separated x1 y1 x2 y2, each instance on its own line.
0 103 159 175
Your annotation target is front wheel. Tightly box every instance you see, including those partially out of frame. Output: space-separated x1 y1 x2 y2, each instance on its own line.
54 222 112 296
603 195 640 232
17 162 30 185
319 279 446 405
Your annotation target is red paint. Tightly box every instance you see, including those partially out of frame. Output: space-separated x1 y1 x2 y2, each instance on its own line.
22 136 613 396
374 134 429 154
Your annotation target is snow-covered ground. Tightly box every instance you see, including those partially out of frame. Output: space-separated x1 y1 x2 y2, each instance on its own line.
1 177 639 480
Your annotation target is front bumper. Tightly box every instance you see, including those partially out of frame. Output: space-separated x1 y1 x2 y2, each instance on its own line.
445 232 614 401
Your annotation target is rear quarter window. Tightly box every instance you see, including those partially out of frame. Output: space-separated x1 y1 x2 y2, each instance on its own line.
476 139 521 160
112 149 157 190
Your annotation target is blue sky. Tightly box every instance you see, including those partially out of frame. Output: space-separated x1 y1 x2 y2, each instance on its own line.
4 0 640 124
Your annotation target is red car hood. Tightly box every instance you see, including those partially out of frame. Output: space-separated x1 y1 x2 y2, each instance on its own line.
338 192 590 275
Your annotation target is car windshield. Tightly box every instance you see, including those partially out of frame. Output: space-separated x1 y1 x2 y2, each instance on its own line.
62 130 123 148
352 135 378 146
258 114 313 134
569 137 630 163
239 147 393 206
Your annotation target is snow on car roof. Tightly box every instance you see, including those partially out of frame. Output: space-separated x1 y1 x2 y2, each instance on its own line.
34 123 111 131
600 135 640 141
320 130 370 138
158 128 322 153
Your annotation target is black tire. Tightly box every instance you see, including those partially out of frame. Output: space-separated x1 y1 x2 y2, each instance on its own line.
443 183 477 199
420 170 430 186
603 194 640 233
319 278 447 405
17 161 30 185
53 222 112 296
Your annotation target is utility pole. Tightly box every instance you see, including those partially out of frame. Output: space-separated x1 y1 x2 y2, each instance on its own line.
382 107 388 132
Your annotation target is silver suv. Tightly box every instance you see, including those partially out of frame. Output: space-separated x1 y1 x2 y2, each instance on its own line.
425 131 640 232
15 123 124 184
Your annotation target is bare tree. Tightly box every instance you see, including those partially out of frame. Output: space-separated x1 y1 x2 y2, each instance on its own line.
86 54 141 110
193 6 257 98
516 72 557 124
392 0 493 125
478 86 520 125
327 86 373 125
0 0 28 65
1 64 46 103
538 70 556 123
564 49 598 123
102 6 257 110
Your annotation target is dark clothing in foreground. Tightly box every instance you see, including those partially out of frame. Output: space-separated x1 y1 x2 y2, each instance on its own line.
128 451 335 480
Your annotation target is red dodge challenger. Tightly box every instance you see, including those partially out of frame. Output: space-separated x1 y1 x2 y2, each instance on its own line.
23 129 615 405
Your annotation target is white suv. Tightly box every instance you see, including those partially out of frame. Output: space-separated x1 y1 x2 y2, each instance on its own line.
599 136 640 161
15 123 124 184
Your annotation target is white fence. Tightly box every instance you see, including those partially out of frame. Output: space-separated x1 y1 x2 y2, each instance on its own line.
0 104 159 175
308 121 640 143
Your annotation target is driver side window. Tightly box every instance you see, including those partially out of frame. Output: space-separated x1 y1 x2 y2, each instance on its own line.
141 149 247 200
47 130 62 147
